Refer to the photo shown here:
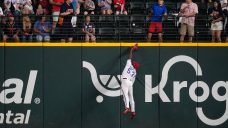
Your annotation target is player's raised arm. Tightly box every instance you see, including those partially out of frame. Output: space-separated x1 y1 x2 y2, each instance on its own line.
129 43 138 59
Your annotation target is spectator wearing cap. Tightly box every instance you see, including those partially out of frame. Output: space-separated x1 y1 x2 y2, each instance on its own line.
83 0 95 15
2 15 20 42
209 0 223 42
49 0 64 34
98 0 112 15
34 15 52 42
147 0 167 42
114 0 127 15
22 15 33 41
82 15 96 42
179 0 198 42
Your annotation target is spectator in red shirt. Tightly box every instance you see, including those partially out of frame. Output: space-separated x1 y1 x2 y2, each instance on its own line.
49 0 64 33
36 0 49 15
114 0 127 15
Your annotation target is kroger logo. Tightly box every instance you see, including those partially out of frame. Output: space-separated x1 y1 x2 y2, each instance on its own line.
83 55 228 126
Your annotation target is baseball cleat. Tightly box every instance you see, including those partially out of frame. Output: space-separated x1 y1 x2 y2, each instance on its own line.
131 112 136 120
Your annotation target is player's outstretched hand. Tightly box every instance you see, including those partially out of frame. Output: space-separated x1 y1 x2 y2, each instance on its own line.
132 43 139 51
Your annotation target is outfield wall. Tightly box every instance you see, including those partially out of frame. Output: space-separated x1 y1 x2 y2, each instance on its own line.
0 43 228 128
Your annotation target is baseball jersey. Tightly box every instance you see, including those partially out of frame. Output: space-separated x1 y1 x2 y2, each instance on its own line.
122 59 136 83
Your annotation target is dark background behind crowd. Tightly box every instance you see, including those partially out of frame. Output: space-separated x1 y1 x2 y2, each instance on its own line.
0 0 227 42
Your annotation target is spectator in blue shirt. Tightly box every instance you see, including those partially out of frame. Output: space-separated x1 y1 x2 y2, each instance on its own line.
147 0 167 42
34 15 52 42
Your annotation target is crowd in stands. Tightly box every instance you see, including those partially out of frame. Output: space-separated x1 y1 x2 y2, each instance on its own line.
0 0 227 42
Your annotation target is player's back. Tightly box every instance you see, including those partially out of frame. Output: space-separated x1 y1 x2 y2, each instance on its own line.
122 59 136 82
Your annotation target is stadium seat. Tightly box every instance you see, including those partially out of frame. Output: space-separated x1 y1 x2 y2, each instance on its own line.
129 2 145 14
145 2 153 14
99 15 116 28
117 28 131 41
116 15 130 28
98 28 116 41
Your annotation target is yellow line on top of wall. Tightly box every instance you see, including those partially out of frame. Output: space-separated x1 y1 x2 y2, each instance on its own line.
0 42 228 47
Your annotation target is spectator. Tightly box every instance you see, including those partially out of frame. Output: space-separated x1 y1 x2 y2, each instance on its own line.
59 0 76 42
226 24 228 42
22 0 34 15
83 0 95 15
0 6 4 16
49 0 64 34
114 0 127 15
2 15 20 42
98 0 112 15
36 0 49 15
209 0 223 42
22 16 33 41
220 0 227 11
147 0 167 42
4 0 13 14
82 15 96 42
34 15 52 42
12 0 24 16
77 0 84 14
72 0 79 14
179 0 198 42
0 6 5 41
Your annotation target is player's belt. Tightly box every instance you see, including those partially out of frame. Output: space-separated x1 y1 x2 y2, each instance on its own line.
123 78 133 82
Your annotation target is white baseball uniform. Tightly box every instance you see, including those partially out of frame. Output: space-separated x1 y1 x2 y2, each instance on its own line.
121 59 136 112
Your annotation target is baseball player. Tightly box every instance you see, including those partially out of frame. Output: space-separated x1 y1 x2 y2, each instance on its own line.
121 44 140 120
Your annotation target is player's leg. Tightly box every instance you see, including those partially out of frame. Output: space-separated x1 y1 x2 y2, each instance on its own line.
128 85 136 119
121 80 130 114
128 85 135 112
